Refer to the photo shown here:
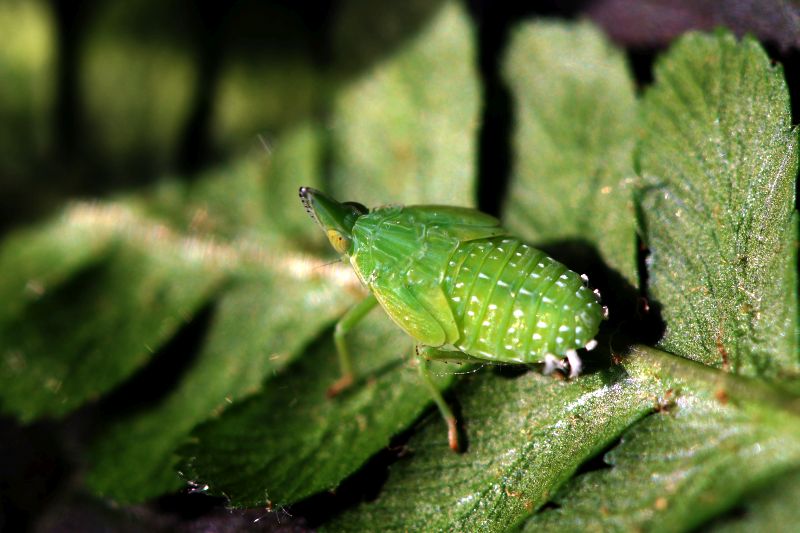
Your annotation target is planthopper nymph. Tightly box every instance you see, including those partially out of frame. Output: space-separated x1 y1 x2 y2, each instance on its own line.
299 187 605 451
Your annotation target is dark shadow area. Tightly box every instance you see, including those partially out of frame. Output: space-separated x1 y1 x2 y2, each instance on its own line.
175 3 232 176
468 3 516 217
0 418 65 533
756 44 800 128
450 393 468 454
155 491 229 522
32 489 311 532
92 303 214 420
571 435 620 477
288 412 424 528
536 500 562 512
631 184 670 345
634 234 666 347
627 47 657 89
51 0 93 164
493 363 530 379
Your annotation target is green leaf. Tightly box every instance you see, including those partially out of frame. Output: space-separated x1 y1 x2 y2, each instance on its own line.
86 267 356 502
331 1 480 207
0 1 52 180
83 20 194 165
327 355 664 532
265 123 328 248
0 211 116 323
171 4 478 506
138 122 326 250
179 308 454 507
706 469 800 532
3 10 799 531
521 394 800 532
175 3 482 506
502 21 638 286
0 206 223 421
84 123 353 502
332 0 449 76
212 57 322 151
638 31 799 378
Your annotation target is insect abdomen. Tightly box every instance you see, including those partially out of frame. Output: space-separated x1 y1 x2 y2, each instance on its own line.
442 237 601 363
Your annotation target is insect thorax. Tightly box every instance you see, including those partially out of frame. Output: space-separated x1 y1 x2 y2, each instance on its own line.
350 206 461 287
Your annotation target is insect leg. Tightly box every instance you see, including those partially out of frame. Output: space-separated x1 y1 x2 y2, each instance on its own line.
416 346 475 453
327 294 378 398
543 354 566 375
565 349 582 378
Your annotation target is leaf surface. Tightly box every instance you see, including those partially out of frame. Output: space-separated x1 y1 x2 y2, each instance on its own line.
84 124 358 501
327 356 664 532
331 1 480 207
174 2 484 506
0 205 222 421
706 469 800 532
180 309 455 507
502 21 638 286
522 393 800 532
638 31 799 377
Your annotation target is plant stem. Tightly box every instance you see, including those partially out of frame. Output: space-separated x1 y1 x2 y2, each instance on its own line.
620 344 800 417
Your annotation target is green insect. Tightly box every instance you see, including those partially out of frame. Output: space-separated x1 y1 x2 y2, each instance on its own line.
299 187 605 451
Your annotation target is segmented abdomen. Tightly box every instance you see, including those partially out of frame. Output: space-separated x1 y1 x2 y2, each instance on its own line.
442 237 601 363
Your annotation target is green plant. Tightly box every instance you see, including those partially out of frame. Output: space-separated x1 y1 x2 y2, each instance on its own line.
0 3 797 531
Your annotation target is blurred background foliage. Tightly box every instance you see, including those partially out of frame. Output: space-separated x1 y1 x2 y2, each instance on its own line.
1 0 800 531
3 0 799 233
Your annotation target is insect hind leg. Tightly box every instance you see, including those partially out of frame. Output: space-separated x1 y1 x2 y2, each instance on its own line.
416 346 474 453
543 351 582 378
543 354 566 375
565 349 582 378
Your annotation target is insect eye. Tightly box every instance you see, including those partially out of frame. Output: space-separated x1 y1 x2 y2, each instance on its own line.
342 201 368 215
326 229 351 255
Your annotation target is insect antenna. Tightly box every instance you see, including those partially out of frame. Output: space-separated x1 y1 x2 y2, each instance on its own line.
314 257 345 271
